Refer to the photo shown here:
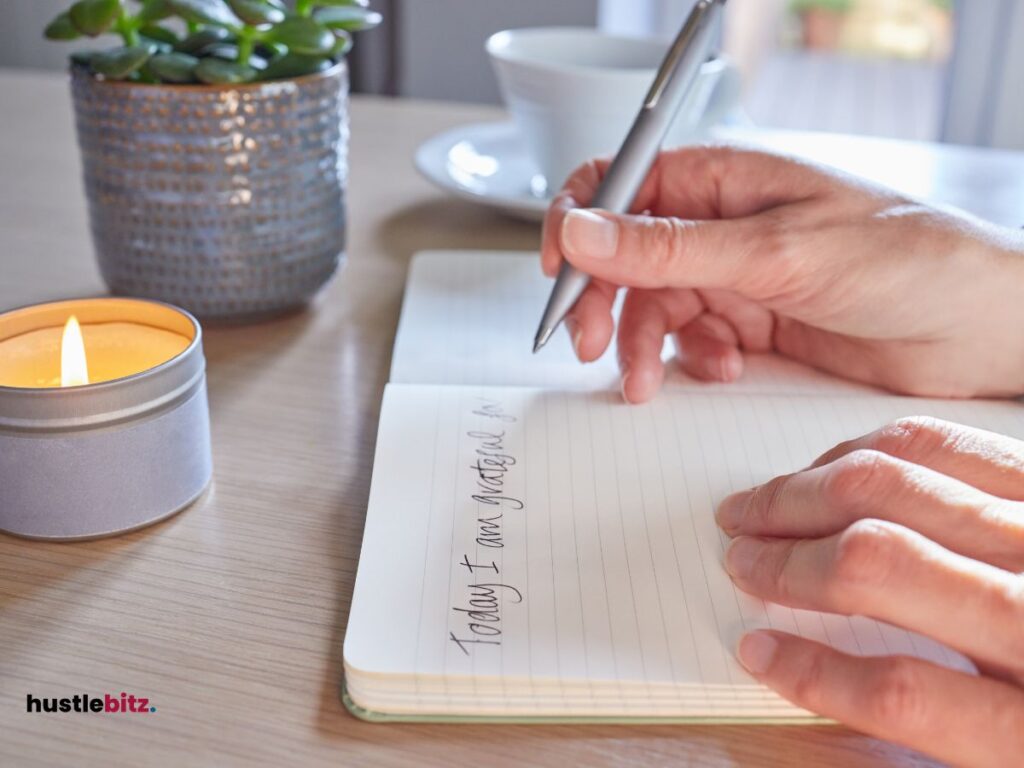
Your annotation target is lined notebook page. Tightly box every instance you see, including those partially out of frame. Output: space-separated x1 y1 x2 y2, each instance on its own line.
390 250 618 389
345 384 1023 715
391 250 875 396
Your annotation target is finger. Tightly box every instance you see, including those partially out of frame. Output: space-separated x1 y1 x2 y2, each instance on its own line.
698 289 775 352
737 630 1024 768
541 156 645 278
811 417 1024 501
542 163 601 278
772 318 886 388
717 449 1024 572
564 279 617 363
558 207 787 298
550 146 836 289
648 145 835 220
672 315 744 383
616 289 703 404
723 520 1024 673
541 195 568 278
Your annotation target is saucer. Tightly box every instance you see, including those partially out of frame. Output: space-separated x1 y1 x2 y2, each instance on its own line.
413 117 748 223
414 121 551 223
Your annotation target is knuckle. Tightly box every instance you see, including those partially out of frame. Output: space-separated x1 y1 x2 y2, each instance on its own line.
552 188 576 208
746 475 791 530
789 647 829 709
872 416 952 461
765 541 800 603
811 438 856 469
992 580 1024 661
830 519 903 596
645 217 689 273
867 658 930 732
682 145 723 181
824 449 899 506
757 214 792 265
563 160 602 200
740 214 801 299
1007 518 1024 571
1007 518 1024 565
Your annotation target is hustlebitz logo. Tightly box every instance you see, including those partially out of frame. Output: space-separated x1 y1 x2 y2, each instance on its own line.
26 692 156 714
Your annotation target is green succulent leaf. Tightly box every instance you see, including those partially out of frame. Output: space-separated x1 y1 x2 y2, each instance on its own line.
255 40 287 59
174 26 234 53
313 6 381 31
202 44 268 69
330 29 352 58
145 51 199 82
137 0 174 22
259 53 331 80
50 0 377 83
142 38 175 53
90 43 158 79
226 0 285 26
313 0 369 7
266 16 334 55
44 12 82 41
195 57 257 83
70 50 99 66
69 0 122 37
200 41 238 58
166 0 243 29
139 23 180 45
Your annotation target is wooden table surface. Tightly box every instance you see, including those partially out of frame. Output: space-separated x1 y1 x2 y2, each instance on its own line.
3 68 1023 768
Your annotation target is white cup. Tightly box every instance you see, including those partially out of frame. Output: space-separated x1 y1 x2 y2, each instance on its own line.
486 27 742 192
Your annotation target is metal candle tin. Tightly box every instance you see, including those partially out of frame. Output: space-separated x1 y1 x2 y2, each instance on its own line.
0 298 212 540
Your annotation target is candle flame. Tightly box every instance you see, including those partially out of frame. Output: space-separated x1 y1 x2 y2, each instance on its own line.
61 315 89 387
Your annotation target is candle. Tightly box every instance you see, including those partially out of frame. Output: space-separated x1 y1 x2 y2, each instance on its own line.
0 319 190 389
0 297 212 541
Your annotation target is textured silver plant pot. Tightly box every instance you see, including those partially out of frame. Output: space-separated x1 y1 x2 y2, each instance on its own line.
70 63 348 321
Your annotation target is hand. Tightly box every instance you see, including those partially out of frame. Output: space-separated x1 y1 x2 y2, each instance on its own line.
541 147 1024 403
715 416 1024 767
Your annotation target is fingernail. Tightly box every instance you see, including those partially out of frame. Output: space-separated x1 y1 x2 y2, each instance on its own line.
703 355 729 382
620 371 632 403
621 366 660 405
724 536 759 579
719 354 743 382
565 317 583 359
562 209 619 260
737 631 778 675
716 490 752 532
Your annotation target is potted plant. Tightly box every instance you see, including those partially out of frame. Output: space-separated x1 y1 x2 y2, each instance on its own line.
790 0 853 50
44 0 381 321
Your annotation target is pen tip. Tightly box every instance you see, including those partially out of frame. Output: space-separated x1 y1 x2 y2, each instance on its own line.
533 327 553 354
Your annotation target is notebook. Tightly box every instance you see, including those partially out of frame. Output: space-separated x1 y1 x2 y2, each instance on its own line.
343 250 1024 723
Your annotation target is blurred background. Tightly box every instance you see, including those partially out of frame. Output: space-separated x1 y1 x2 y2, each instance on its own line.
3 0 1020 149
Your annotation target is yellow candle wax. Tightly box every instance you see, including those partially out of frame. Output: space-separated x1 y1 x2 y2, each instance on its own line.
0 321 190 389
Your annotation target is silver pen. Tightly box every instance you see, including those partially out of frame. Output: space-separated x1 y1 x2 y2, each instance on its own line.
533 0 727 353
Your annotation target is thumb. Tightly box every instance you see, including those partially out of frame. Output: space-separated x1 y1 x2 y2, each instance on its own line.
559 208 785 298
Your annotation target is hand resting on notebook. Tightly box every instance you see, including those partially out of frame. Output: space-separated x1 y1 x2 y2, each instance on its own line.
541 146 1024 404
716 416 1024 765
543 164 1024 764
